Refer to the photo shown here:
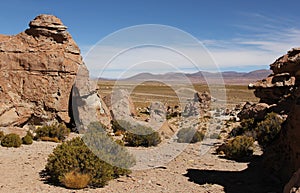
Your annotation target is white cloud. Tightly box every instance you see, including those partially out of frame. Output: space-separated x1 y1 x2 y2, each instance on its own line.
80 18 300 78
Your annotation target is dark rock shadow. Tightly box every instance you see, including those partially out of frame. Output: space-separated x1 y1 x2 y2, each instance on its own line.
184 156 283 193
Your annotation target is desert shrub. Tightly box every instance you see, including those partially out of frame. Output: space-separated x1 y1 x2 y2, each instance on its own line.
123 123 161 147
1 133 22 148
230 118 256 137
35 123 70 142
230 112 283 149
112 120 161 147
115 139 125 146
22 131 33 145
45 135 134 188
217 136 254 160
40 136 60 143
177 128 204 143
83 122 135 174
111 120 132 134
255 112 283 147
61 171 90 189
0 131 4 141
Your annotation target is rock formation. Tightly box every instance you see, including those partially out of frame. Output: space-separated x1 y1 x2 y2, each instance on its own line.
238 102 269 121
182 91 211 117
0 14 109 129
104 89 136 120
247 48 300 187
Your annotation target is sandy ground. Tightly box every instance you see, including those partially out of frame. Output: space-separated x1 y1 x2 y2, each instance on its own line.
0 140 281 193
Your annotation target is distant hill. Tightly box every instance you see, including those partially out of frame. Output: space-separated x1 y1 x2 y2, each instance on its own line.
122 69 272 85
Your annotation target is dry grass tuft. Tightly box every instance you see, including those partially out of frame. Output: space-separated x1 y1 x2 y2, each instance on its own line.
61 171 90 189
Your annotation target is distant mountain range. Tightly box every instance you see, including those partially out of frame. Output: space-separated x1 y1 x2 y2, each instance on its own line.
120 69 272 85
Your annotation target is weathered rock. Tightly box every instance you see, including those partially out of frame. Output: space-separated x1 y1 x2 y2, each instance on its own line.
108 89 136 120
0 14 109 129
270 48 300 77
248 47 300 184
249 73 295 104
182 91 211 117
284 169 300 193
237 102 269 121
72 66 111 131
149 102 166 124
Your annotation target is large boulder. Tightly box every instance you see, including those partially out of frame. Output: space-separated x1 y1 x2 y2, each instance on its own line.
237 102 269 121
0 14 109 129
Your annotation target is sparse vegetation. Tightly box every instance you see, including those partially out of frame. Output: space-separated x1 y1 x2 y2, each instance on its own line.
112 120 161 147
35 123 70 142
123 123 161 147
255 112 283 147
177 128 204 143
45 135 134 189
230 112 283 149
0 131 4 141
230 118 255 137
1 133 22 148
22 131 33 145
217 136 254 160
83 122 135 172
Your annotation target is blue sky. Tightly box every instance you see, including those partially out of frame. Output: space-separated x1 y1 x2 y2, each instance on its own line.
1 0 300 78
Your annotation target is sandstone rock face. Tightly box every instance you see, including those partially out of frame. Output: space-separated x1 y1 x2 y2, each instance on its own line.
0 14 108 129
238 102 269 121
248 47 300 184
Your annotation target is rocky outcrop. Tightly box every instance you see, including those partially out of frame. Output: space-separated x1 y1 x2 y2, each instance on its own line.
284 169 300 193
71 65 111 131
238 102 269 121
106 89 136 120
248 47 300 184
0 14 109 129
182 91 211 117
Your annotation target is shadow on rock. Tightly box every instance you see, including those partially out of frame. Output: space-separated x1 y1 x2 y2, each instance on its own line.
184 156 283 193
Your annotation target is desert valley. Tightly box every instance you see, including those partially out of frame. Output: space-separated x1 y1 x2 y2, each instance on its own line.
0 14 300 193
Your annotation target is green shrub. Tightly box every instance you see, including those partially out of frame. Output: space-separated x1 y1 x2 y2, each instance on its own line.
230 112 283 149
0 131 4 141
177 128 204 143
255 112 283 147
35 123 70 142
22 131 33 145
1 133 22 148
123 122 161 147
217 136 254 160
83 122 135 173
230 118 256 137
45 122 135 188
